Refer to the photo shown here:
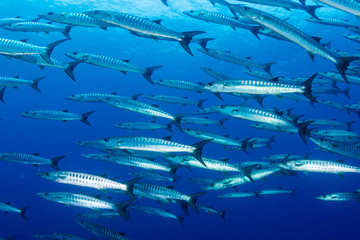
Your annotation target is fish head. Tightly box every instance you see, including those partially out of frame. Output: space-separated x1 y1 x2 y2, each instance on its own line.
38 11 61 20
183 10 205 18
211 105 230 113
37 192 51 200
85 10 111 20
2 23 17 30
315 194 337 201
240 6 263 20
21 111 37 118
0 153 10 160
37 171 60 181
202 81 221 92
66 93 84 101
65 52 87 61
202 181 224 191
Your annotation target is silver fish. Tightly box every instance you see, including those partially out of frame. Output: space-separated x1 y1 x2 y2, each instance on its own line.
0 202 29 220
21 110 95 126
3 22 72 39
0 152 65 170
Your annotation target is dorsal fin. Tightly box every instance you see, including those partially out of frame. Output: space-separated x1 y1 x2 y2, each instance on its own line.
245 56 252 60
152 104 160 108
63 110 69 112
311 36 322 42
13 75 19 78
32 153 39 156
162 136 172 141
19 39 28 43
167 186 174 189
122 59 130 63
153 19 163 24
269 77 279 83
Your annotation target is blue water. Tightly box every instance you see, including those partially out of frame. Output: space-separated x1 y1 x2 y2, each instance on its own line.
1 0 360 239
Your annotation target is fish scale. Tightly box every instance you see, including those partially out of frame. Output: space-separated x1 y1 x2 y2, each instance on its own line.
277 159 360 173
134 183 190 202
5 22 67 32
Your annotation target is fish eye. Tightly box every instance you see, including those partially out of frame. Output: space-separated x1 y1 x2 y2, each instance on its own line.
208 82 214 86
48 12 54 15
220 105 225 109
94 10 100 14
104 138 109 142
73 52 78 55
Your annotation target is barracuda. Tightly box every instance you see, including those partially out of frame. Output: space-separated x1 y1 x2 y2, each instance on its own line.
153 79 205 93
37 171 141 200
197 204 227 220
182 128 250 152
128 171 176 183
0 38 67 64
305 17 357 28
316 191 360 202
81 153 178 177
235 0 321 19
0 17 27 27
3 22 72 39
80 136 211 166
38 192 133 220
145 95 207 109
242 69 274 80
275 159 360 175
232 5 358 82
263 153 311 161
115 121 173 132
38 12 114 29
183 10 260 38
212 105 312 143
319 71 360 86
65 52 162 84
102 96 183 131
311 129 360 139
77 211 120 219
66 92 124 102
85 10 205 56
305 119 354 129
255 188 296 196
13 55 81 81
218 191 257 198
180 116 228 129
133 182 205 213
0 152 65 170
198 47 275 75
77 220 130 240
201 67 232 81
131 206 185 224
203 167 280 191
0 76 44 93
313 0 360 17
52 233 87 240
310 137 360 160
21 110 95 126
203 74 317 102
251 122 298 133
0 202 29 220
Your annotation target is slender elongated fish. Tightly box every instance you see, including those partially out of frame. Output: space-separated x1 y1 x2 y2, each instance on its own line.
202 74 317 102
313 0 360 17
316 190 360 202
38 12 114 29
52 233 87 240
0 152 64 170
66 92 133 102
198 47 275 75
197 204 227 220
212 105 312 143
77 220 130 240
218 191 257 198
38 192 132 220
80 136 211 166
145 95 207 109
153 79 205 93
3 22 72 39
305 17 357 28
77 211 120 219
22 110 95 126
0 38 67 64
128 171 176 183
263 153 311 161
242 69 274 80
180 116 228 129
65 52 162 84
115 121 173 132
85 10 205 56
0 16 27 27
131 206 185 224
201 67 232 81
0 202 29 220
310 137 360 160
133 183 205 212
37 171 141 200
251 122 298 133
311 129 360 139
183 10 260 38
232 5 358 82
0 76 44 93
255 188 296 196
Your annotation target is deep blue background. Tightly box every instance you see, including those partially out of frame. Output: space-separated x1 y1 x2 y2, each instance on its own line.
1 0 360 239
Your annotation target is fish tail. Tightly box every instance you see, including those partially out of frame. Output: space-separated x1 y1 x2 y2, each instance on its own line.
64 60 83 81
180 31 206 56
62 26 72 39
161 0 168 6
197 38 215 50
219 118 229 129
254 95 265 108
220 209 228 221
142 66 163 84
40 39 68 64
173 115 185 132
197 99 207 109
166 122 174 133
177 214 186 225
264 62 276 75
336 56 360 83
169 165 181 178
115 199 133 221
80 111 95 126
346 121 355 130
249 25 261 40
344 86 351 99
187 192 207 213
19 207 30 220
301 73 318 103
241 137 252 155
31 76 45 93
191 139 212 166
0 87 6 103
124 177 142 201
305 5 322 20
50 155 66 170
297 120 314 144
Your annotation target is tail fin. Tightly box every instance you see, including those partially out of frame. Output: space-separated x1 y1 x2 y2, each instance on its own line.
50 155 66 170
40 39 68 64
173 115 185 132
297 120 314 144
219 209 227 221
124 177 143 201
30 76 45 93
19 207 30 220
80 111 95 126
197 99 207 109
142 66 163 84
219 118 229 129
169 165 180 178
180 31 206 56
305 5 322 20
115 199 133 221
346 121 355 130
187 192 206 213
191 139 212 167
62 26 72 39
263 62 276 75
64 60 83 81
197 38 215 50
166 122 174 133
0 87 6 103
335 56 360 83
241 137 252 155
301 73 318 103
254 95 265 108
161 0 168 6
177 214 186 225
344 86 351 99
249 25 261 40
270 135 277 143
